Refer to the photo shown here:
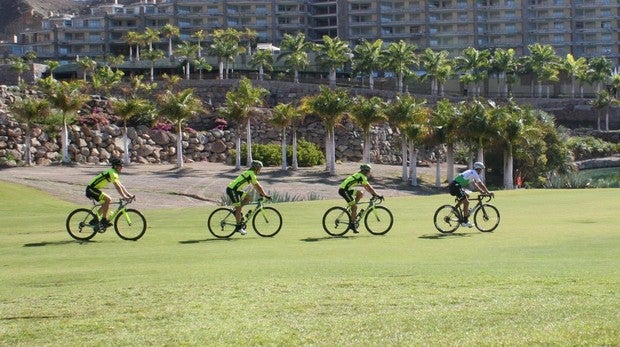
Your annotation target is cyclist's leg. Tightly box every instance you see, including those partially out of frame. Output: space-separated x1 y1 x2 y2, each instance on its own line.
86 186 107 220
450 182 469 223
339 188 358 232
226 188 246 229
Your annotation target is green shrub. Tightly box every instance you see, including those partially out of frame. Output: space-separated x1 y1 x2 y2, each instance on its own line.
230 139 325 167
567 136 620 160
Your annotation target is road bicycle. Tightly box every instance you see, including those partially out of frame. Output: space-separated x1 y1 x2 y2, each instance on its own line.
66 197 147 241
207 197 282 238
322 196 393 236
433 193 500 233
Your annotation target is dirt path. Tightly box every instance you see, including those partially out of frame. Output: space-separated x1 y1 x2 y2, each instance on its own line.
0 162 447 210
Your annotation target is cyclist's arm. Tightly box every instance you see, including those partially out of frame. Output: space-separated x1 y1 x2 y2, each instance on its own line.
363 183 380 198
253 182 270 198
113 181 134 199
473 180 492 195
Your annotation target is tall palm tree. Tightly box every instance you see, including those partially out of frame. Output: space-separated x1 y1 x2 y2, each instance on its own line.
420 48 452 97
142 49 164 82
349 96 387 163
192 29 207 58
210 28 244 80
489 101 524 189
562 54 587 98
300 86 351 175
401 106 430 186
91 65 124 97
45 60 60 79
125 31 142 61
454 47 490 97
143 27 160 52
106 54 125 72
526 43 560 98
586 56 613 94
269 103 302 171
249 49 274 81
383 40 417 94
243 28 258 56
313 35 352 88
157 88 205 168
591 90 617 131
277 33 312 83
219 97 246 169
384 95 426 181
221 78 268 167
77 56 98 82
458 98 494 175
176 41 199 80
490 48 517 98
109 97 154 164
193 57 212 80
38 78 88 164
9 98 51 166
160 23 180 58
611 72 620 99
352 39 384 90
430 98 460 184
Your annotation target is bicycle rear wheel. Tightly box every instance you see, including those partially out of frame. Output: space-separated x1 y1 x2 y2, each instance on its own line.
207 207 237 238
474 204 500 232
364 206 393 235
66 208 98 241
114 209 147 241
322 206 351 236
433 205 460 233
252 206 282 237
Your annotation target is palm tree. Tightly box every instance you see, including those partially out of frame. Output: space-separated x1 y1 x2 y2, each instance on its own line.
526 43 560 98
193 57 213 80
352 39 384 90
76 56 98 82
277 33 312 84
157 88 205 168
143 27 160 52
210 28 244 79
269 103 303 171
349 96 387 163
430 98 460 184
9 98 51 166
107 54 125 72
313 36 353 88
490 48 517 98
192 29 207 58
176 41 199 80
384 95 426 181
219 97 246 169
125 31 142 62
38 78 88 164
142 49 164 82
249 49 274 81
242 28 258 56
591 90 617 131
454 47 490 97
109 97 154 164
489 101 525 189
420 48 452 97
45 60 60 79
383 40 417 94
458 98 494 175
586 56 613 94
611 72 620 99
91 65 124 97
301 86 351 175
562 54 587 98
9 57 30 85
160 23 180 58
401 106 430 186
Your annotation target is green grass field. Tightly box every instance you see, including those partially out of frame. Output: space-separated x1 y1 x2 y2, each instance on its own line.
1 181 618 346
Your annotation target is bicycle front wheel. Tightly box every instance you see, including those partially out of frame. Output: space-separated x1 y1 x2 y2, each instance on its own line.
322 206 351 236
115 209 147 241
252 207 282 237
207 208 237 239
364 206 394 235
474 204 500 232
433 205 461 233
66 208 98 241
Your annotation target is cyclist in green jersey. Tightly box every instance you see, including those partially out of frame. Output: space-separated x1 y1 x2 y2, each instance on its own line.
338 163 382 233
85 158 135 227
226 160 271 235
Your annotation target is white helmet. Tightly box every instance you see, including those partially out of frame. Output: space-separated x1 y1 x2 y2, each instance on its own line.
474 162 485 170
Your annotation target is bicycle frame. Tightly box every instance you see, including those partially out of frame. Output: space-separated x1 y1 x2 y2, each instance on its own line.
90 198 134 227
346 196 383 222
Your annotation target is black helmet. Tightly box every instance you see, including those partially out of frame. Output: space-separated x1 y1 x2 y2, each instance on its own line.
110 158 123 167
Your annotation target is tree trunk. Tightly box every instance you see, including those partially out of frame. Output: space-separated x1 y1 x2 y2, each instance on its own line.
235 135 242 169
446 144 455 182
410 141 418 186
25 131 32 166
61 122 70 163
477 145 485 182
363 130 371 163
605 108 610 131
329 129 336 175
369 74 374 90
176 123 184 168
246 119 253 165
291 127 298 170
435 156 441 187
280 128 287 171
401 137 408 182
503 145 514 190
123 125 130 165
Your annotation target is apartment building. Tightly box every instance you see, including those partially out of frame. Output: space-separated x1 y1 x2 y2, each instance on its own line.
12 0 620 64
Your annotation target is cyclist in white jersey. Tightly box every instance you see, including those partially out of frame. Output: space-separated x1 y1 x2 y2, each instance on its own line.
448 162 494 227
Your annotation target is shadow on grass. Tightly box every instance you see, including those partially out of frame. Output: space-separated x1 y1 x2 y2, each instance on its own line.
178 238 239 244
23 240 94 247
418 232 474 239
300 233 375 242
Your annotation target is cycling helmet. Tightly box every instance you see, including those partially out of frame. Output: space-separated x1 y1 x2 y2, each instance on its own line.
473 162 485 170
250 160 263 169
110 158 123 167
360 163 372 172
